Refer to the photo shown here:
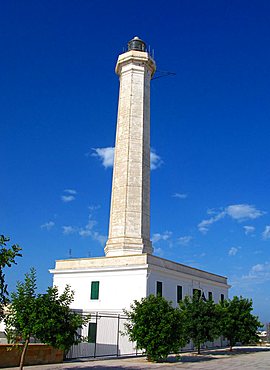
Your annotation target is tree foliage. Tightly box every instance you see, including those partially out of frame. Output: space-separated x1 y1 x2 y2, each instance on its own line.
5 268 88 370
34 285 86 352
124 294 187 362
218 296 262 351
179 292 220 354
0 235 22 319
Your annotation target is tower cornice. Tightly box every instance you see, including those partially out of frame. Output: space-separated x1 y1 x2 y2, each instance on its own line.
115 50 156 77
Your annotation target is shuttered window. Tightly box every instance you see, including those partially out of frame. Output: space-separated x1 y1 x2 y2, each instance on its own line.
88 323 97 343
177 285 182 303
91 281 99 300
156 281 162 297
208 292 213 301
220 294 224 302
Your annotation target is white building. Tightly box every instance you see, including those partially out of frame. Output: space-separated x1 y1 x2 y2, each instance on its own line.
50 37 230 358
51 254 229 314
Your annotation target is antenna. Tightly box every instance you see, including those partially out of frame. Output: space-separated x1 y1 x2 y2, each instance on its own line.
152 69 176 81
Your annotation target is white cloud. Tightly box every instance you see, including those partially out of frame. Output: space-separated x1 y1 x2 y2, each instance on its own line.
79 215 97 236
62 226 77 235
61 189 77 203
228 247 239 256
226 204 264 220
243 225 255 235
233 262 270 287
79 214 106 246
41 221 55 231
61 195 75 203
62 207 106 245
150 150 163 170
92 147 162 171
173 193 187 199
64 189 77 195
198 204 265 234
91 231 107 245
152 231 172 243
79 227 106 245
178 235 193 246
262 225 270 240
92 147 115 168
198 211 226 234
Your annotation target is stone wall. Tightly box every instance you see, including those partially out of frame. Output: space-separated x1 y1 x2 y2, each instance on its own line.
0 344 63 368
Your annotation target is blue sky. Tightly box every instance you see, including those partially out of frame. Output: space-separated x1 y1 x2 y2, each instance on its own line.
1 1 270 323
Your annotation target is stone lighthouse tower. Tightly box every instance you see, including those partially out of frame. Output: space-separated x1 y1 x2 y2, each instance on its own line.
51 39 230 356
105 37 156 257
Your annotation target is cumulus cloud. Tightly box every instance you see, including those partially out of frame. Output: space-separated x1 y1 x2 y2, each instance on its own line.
226 204 264 220
243 226 255 235
173 193 188 199
92 147 115 168
178 235 193 246
152 231 172 243
41 221 55 231
198 204 265 234
262 225 270 240
228 247 239 256
233 262 270 287
91 147 162 170
61 189 77 203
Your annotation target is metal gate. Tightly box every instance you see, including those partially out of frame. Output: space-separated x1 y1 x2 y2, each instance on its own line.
66 312 142 359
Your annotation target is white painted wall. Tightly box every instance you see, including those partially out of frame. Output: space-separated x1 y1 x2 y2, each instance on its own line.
53 264 229 314
53 267 148 313
148 267 228 306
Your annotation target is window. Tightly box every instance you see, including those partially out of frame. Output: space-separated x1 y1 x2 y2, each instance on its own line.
156 281 162 297
220 294 224 303
177 285 182 303
208 291 213 301
193 289 201 299
88 323 97 343
90 281 100 300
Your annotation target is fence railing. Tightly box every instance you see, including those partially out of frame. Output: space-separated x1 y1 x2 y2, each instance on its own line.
66 312 141 359
66 311 227 359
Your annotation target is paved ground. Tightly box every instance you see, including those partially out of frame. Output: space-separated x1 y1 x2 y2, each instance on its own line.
4 347 270 370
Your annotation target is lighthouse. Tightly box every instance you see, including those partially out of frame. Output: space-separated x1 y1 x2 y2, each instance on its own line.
50 37 230 358
105 36 155 257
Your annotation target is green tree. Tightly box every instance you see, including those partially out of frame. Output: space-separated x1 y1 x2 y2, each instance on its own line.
0 235 22 319
124 294 187 362
34 285 86 352
5 268 88 370
179 292 220 354
218 296 262 351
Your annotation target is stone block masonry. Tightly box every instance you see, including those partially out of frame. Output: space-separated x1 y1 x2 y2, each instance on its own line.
105 46 156 257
